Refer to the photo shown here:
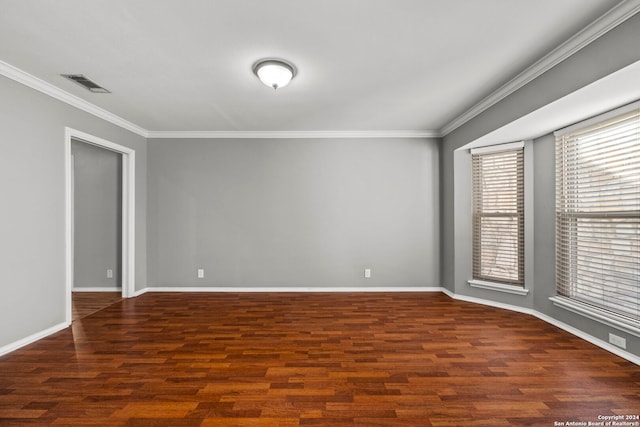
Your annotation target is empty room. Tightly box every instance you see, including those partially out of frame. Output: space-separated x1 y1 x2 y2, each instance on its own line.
0 1 639 425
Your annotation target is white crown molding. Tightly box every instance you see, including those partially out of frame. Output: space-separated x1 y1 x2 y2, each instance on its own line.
4 0 637 141
440 0 640 136
1 60 439 139
146 130 441 139
0 60 148 137
0 59 439 140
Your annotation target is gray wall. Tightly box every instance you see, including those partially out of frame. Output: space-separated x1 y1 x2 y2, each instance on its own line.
148 137 440 288
441 14 640 356
0 75 147 350
442 12 640 294
71 140 122 289
2 11 638 358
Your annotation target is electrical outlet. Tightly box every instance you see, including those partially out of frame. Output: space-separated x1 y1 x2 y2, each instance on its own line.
107 269 113 279
364 268 371 278
609 333 626 349
197 268 205 279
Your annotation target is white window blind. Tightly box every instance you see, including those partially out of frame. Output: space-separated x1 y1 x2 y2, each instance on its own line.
555 106 640 324
472 147 524 286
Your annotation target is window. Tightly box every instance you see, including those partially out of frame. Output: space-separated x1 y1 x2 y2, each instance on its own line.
555 104 639 328
471 143 524 287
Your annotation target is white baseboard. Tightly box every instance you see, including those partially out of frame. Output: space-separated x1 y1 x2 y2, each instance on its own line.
73 287 122 292
0 321 68 357
447 289 535 316
132 287 148 297
141 286 444 293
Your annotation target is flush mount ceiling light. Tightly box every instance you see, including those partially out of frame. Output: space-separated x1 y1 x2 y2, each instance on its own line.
253 59 296 90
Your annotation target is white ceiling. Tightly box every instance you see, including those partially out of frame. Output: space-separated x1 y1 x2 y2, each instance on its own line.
0 0 627 135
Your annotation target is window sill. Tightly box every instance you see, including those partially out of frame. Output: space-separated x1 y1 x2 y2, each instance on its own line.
468 279 529 296
549 296 640 338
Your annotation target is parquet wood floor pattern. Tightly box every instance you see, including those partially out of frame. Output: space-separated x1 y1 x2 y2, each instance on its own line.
1 292 638 426
72 292 122 322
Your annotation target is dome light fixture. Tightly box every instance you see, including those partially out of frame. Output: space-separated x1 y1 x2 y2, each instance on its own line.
253 59 296 90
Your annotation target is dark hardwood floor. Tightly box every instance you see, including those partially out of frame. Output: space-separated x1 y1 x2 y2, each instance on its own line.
72 291 122 321
0 292 638 426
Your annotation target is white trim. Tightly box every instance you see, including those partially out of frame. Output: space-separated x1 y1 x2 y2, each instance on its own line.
0 58 438 140
64 135 73 327
469 141 524 155
65 128 136 326
0 60 147 137
72 287 123 292
121 149 136 299
67 128 137 154
70 154 75 293
467 141 532 296
146 130 441 139
448 290 535 316
549 296 640 338
142 286 444 293
554 98 640 136
132 287 149 297
468 279 530 296
0 322 68 357
440 287 456 299
440 0 640 136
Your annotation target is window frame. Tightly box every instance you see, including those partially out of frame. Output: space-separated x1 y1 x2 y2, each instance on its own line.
469 141 528 294
551 100 640 337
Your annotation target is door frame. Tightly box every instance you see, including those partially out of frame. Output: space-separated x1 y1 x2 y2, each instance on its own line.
64 127 136 324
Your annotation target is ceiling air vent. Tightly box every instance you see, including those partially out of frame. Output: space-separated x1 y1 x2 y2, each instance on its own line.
61 74 110 93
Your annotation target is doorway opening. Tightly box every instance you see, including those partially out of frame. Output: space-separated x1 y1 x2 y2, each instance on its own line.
65 128 135 325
